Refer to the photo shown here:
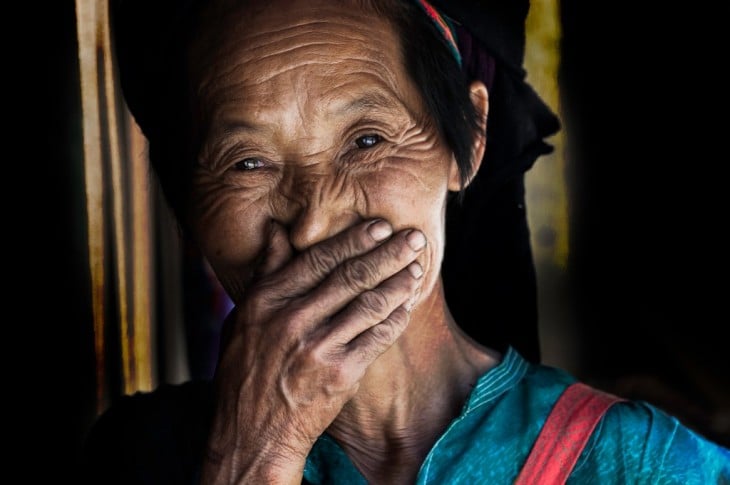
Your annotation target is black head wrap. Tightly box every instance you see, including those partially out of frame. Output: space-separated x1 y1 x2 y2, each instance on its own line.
434 0 560 362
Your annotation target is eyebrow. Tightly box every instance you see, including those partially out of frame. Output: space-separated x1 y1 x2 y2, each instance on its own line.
333 91 402 116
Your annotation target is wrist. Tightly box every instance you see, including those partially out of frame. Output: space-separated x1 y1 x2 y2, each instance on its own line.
201 453 306 485
201 433 310 485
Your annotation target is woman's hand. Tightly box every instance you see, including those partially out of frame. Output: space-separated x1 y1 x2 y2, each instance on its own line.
201 219 426 484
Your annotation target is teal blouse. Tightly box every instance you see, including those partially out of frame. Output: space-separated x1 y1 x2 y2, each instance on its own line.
303 348 730 484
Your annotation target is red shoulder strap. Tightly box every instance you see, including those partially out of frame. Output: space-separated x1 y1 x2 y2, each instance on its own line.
514 382 625 485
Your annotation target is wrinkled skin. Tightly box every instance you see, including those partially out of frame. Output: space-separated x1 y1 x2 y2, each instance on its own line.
188 1 498 483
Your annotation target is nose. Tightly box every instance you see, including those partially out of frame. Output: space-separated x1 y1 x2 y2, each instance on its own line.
284 175 360 252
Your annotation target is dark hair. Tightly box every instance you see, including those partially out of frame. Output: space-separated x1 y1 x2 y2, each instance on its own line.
113 0 482 222
387 0 481 190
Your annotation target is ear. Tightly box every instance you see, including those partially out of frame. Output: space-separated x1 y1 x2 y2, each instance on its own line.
448 80 489 191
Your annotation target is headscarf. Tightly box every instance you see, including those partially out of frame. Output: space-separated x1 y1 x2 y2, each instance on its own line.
423 0 560 362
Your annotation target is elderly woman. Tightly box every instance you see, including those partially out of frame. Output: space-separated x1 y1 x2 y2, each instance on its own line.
86 0 729 483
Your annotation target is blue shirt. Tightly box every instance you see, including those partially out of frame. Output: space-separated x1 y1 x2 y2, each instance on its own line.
303 348 730 484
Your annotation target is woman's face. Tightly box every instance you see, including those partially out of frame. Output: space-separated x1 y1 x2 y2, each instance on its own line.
188 0 472 303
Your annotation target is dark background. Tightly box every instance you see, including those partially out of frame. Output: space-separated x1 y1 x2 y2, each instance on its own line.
562 0 729 448
23 0 729 478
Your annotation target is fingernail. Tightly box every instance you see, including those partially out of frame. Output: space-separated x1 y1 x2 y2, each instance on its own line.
408 262 423 279
368 220 393 241
406 230 426 251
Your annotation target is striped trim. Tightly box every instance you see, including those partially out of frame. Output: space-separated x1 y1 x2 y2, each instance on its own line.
422 347 528 481
464 347 529 413
414 0 462 65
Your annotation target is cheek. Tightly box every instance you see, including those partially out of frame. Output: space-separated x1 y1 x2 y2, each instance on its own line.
361 156 449 227
190 175 271 276
360 158 449 273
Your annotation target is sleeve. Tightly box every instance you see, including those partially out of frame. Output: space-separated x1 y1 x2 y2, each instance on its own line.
568 400 730 484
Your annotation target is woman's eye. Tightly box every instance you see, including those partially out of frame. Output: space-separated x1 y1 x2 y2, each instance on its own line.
355 134 381 149
233 158 263 171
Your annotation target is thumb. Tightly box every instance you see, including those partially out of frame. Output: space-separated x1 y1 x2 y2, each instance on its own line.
255 220 293 278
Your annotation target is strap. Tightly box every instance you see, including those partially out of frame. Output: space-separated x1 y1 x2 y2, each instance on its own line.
514 382 625 485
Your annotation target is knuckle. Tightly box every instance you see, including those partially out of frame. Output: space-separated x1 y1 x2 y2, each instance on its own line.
358 289 390 316
329 364 352 390
340 258 379 291
389 306 409 328
286 301 314 329
304 245 340 275
345 381 361 399
301 343 328 369
249 280 277 305
256 269 286 289
369 321 399 346
242 287 273 319
388 235 413 260
244 278 311 323
354 224 377 250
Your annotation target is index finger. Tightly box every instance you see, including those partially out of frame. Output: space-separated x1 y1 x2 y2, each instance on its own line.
263 219 393 297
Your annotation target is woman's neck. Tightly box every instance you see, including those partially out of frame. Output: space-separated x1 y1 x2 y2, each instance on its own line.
326 279 501 484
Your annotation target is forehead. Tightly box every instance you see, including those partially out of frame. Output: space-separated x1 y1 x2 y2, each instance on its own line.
190 0 421 125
